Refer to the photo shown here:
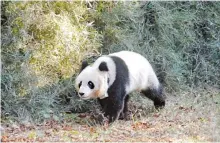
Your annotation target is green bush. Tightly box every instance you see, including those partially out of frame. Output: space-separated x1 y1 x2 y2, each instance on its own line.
1 1 102 123
96 1 220 92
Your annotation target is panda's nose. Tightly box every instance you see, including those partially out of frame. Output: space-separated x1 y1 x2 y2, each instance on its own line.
79 92 84 96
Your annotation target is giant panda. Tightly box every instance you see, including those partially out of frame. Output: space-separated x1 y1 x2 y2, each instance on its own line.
75 51 165 123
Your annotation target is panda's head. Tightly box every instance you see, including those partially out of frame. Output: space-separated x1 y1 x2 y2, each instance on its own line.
75 61 109 100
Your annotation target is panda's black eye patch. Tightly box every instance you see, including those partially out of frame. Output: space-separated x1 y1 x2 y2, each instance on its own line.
88 81 94 89
78 81 82 88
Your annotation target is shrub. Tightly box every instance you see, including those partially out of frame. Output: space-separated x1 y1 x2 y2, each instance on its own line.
95 1 220 92
1 1 102 123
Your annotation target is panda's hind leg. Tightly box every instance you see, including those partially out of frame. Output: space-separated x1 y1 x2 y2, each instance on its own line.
141 85 165 109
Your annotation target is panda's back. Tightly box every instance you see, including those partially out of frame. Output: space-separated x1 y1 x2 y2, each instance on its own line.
110 51 160 93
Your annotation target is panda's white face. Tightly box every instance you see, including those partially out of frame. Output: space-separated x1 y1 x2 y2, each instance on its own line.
75 66 108 100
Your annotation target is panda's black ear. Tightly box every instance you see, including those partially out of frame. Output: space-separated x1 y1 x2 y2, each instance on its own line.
80 60 88 72
99 62 108 72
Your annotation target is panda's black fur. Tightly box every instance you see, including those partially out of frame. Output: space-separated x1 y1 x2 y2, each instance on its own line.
97 56 130 122
80 55 165 123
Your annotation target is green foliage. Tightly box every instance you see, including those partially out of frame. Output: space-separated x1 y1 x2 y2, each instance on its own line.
3 1 102 85
1 1 101 123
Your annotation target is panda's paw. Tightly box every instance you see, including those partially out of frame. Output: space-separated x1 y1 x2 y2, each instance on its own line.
154 100 165 110
118 112 125 120
96 113 108 125
119 112 132 121
124 113 132 121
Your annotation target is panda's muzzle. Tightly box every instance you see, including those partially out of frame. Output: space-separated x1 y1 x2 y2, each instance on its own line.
79 92 84 96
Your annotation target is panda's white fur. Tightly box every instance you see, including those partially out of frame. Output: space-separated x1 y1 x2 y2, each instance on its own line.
110 51 160 94
75 51 159 99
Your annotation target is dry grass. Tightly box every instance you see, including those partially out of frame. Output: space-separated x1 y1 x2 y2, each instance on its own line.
2 88 219 142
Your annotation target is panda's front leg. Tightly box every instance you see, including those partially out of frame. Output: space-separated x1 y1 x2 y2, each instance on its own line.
98 98 123 123
119 95 130 120
107 101 124 123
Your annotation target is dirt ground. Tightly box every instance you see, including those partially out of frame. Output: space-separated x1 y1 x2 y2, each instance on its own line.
1 89 220 142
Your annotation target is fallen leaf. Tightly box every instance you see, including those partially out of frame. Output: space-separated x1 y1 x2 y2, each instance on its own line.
63 126 72 131
132 122 151 130
1 135 8 142
90 127 96 133
70 130 79 135
153 114 160 118
28 131 37 139
78 113 87 118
